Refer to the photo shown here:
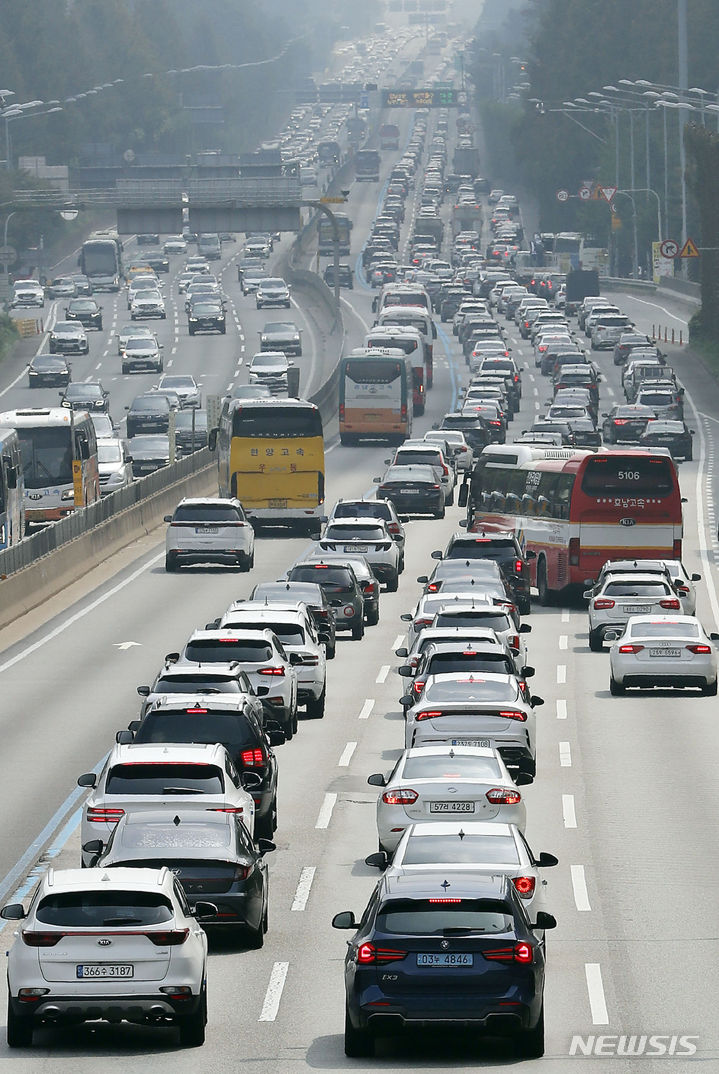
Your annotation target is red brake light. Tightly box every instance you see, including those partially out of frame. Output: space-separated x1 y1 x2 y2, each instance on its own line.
593 599 615 610
22 932 63 947
412 679 425 694
512 876 536 897
613 419 628 426
659 599 680 610
687 644 712 654
514 560 523 574
618 644 644 654
484 943 533 963
86 807 125 825
185 708 207 714
241 748 264 767
382 788 419 805
509 635 520 650
415 710 443 720
427 582 439 592
218 637 241 642
486 787 522 805
498 710 527 721
388 522 401 534
147 930 189 947
258 666 285 676
357 942 407 965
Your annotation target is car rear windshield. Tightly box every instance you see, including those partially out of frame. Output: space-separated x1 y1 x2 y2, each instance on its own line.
401 755 501 780
224 620 304 645
427 654 513 675
638 393 673 406
153 675 240 694
106 762 224 795
447 539 517 561
184 639 273 662
395 451 440 466
174 505 241 523
581 456 674 497
434 611 512 631
325 524 385 541
333 502 391 520
289 566 354 593
377 898 514 935
401 834 519 865
135 713 257 750
36 891 174 926
629 622 698 639
424 679 518 703
603 582 671 596
118 823 231 850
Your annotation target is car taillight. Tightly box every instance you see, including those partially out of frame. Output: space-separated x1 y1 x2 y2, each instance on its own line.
490 420 502 427
415 710 443 720
498 709 527 721
427 582 439 592
486 787 522 805
339 404 345 421
147 930 190 947
241 748 264 767
687 644 712 654
509 635 520 650
414 618 433 629
357 942 407 965
388 522 401 534
613 419 628 425
484 943 533 963
381 788 419 805
22 932 63 947
514 559 523 574
659 599 680 610
258 666 285 676
412 679 425 694
618 644 644 654
593 599 615 610
208 807 244 814
441 463 449 475
568 537 580 567
87 807 125 825
512 876 536 898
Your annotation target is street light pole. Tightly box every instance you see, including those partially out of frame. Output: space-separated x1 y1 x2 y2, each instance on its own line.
303 200 345 311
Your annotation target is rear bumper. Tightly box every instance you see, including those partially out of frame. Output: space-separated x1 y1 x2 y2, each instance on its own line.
349 986 541 1033
10 991 203 1024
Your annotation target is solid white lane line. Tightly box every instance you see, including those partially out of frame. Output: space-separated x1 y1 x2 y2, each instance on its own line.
393 634 405 649
557 664 567 684
585 963 609 1025
556 699 567 719
226 382 234 392
259 962 289 1021
559 634 568 650
571 865 591 911
358 699 375 720
171 345 177 354
559 741 572 767
338 741 357 767
562 794 577 828
315 792 337 829
376 665 390 683
291 867 316 911
561 609 570 623
606 385 615 397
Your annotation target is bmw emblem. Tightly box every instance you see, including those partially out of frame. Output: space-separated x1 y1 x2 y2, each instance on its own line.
441 940 450 950
97 938 112 946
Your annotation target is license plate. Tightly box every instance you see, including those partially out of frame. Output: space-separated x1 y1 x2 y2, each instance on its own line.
196 526 219 534
624 606 650 614
429 801 475 813
345 544 367 552
417 952 473 967
650 648 681 657
77 964 134 979
268 499 287 508
451 738 491 748
400 488 420 494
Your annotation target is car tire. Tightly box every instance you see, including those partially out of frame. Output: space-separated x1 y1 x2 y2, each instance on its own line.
188 327 195 336
519 596 532 615
165 554 179 572
291 704 299 735
255 806 276 840
686 446 693 461
122 365 129 375
386 572 399 593
702 679 718 696
434 505 445 519
537 558 553 606
178 985 207 1047
344 1006 374 1058
238 552 251 572
246 906 266 949
220 326 226 334
398 556 405 574
609 676 625 695
7 1000 33 1048
516 1003 544 1059
352 620 365 640
326 641 336 660
366 605 379 626
306 687 326 718
589 628 604 652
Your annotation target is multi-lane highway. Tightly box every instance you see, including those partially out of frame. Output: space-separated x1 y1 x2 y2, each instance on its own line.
1 38 719 1074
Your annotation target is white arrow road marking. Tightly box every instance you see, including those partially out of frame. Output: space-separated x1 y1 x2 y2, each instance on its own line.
113 641 142 650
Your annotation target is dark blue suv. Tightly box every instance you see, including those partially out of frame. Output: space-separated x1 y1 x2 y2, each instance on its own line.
332 872 555 1058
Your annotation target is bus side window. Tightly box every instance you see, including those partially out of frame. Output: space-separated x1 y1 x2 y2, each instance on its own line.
521 493 536 516
76 434 90 461
554 474 575 520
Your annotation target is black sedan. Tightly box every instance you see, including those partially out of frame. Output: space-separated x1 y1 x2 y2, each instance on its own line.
323 264 354 290
601 404 656 444
374 464 445 519
28 354 71 388
639 419 694 460
188 299 226 335
65 297 103 330
129 433 170 476
259 321 302 356
126 393 173 436
175 408 208 455
60 380 109 412
568 417 601 448
93 809 275 945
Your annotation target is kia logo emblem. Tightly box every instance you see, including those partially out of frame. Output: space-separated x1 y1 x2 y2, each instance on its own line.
619 517 636 527
97 938 112 946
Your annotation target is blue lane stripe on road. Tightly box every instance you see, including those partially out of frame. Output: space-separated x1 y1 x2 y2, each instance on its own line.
436 322 460 412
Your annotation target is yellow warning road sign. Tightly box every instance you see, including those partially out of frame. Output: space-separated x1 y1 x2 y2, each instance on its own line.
679 237 700 258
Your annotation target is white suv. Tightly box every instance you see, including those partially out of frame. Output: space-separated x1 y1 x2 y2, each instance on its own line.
165 497 255 572
3 867 209 1047
317 518 401 591
78 742 256 864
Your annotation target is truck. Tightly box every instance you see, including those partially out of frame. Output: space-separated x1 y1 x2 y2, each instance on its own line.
564 269 600 315
379 124 400 150
451 201 482 237
452 145 481 176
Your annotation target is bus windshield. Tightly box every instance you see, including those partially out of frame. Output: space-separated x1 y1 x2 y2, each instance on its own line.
231 406 322 439
345 359 402 384
17 427 73 488
580 456 674 497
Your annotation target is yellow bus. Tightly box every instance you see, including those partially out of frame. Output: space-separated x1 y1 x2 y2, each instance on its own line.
339 348 413 445
212 397 325 534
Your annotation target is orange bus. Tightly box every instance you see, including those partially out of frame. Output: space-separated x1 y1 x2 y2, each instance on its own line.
339 349 413 445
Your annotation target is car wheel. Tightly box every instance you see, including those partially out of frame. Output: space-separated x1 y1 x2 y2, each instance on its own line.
537 558 553 606
519 597 532 615
122 365 129 375
365 605 379 626
165 554 178 572
188 327 195 336
246 906 266 949
398 556 405 574
702 679 718 696
306 687 326 718
291 704 299 735
434 505 445 519
686 446 693 461
609 676 625 696
344 1006 374 1058
326 641 336 660
255 807 275 840
238 552 251 572
178 984 207 1047
352 620 365 640
386 572 399 593
589 628 604 652
220 326 226 334
516 1002 544 1059
7 1000 33 1048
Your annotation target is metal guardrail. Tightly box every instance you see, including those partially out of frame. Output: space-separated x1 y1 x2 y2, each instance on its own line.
0 447 213 578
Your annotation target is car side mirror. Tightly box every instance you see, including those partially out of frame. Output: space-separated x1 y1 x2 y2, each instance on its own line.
241 771 263 790
681 497 687 504
526 549 536 559
522 666 535 678
191 901 219 919
514 771 533 786
365 851 389 869
417 575 428 584
163 515 172 523
532 911 557 930
165 652 179 664
137 686 150 697
430 550 442 559
398 665 413 677
604 631 619 642
400 613 413 622
205 618 220 630
519 624 531 634
0 903 26 920
367 773 387 787
77 772 97 788
536 852 559 868
128 720 141 733
395 647 408 658
692 573 701 581
400 694 412 707
257 839 276 855
332 911 357 930
530 695 544 707
372 476 381 483
116 730 133 744
82 839 104 862
582 590 593 600
268 729 286 746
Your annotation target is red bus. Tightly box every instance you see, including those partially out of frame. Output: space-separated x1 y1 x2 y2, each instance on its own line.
459 445 683 603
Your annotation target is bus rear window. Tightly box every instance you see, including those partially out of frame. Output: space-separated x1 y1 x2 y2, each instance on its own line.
581 456 674 497
346 360 401 384
231 406 322 439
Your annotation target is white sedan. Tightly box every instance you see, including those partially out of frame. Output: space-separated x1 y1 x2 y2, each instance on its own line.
367 820 558 912
608 615 719 695
367 745 527 853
